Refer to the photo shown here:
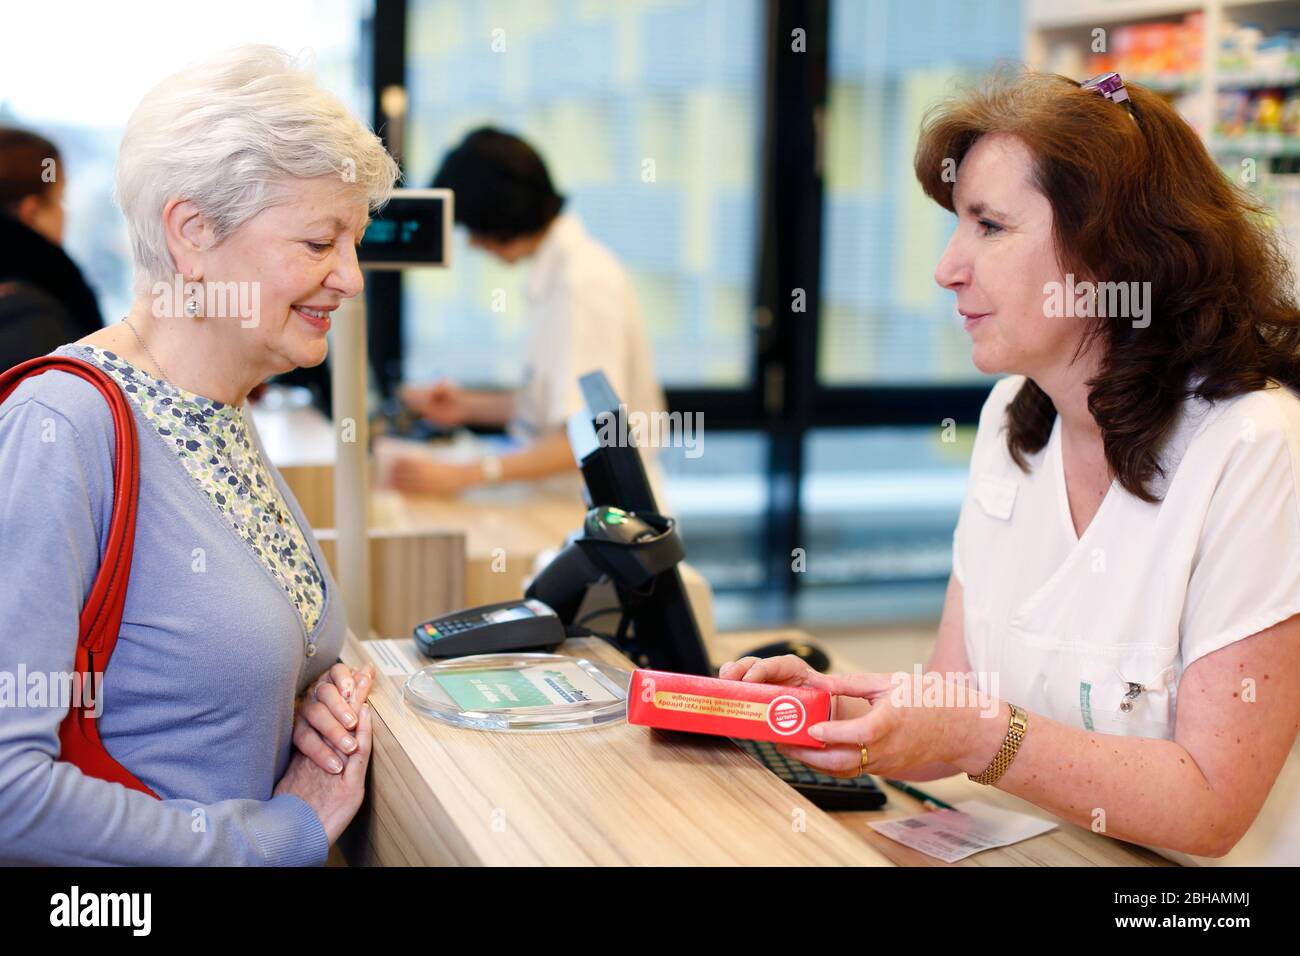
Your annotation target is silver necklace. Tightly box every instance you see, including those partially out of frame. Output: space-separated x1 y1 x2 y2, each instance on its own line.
121 317 171 385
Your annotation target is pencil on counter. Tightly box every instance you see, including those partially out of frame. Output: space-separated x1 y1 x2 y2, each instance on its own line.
883 778 957 812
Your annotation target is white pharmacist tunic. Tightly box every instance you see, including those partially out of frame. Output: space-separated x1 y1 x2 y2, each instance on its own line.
954 374 1300 865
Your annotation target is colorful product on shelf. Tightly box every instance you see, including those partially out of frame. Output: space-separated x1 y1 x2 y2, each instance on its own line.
1083 13 1204 89
1215 88 1300 152
1219 21 1300 82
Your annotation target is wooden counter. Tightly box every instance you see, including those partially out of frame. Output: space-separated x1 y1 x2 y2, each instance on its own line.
338 632 890 866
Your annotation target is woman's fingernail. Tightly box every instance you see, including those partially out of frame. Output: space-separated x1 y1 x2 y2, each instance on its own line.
341 736 357 753
328 757 343 773
343 711 357 728
808 725 825 740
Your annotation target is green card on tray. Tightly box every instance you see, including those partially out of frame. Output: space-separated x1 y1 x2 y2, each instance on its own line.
433 662 618 712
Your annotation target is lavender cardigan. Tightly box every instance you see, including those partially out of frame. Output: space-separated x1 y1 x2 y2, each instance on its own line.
0 347 345 865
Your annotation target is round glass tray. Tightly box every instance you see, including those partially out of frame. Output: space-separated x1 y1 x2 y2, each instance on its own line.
403 652 631 733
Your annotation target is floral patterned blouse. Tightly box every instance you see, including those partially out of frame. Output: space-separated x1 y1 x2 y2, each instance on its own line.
71 344 326 634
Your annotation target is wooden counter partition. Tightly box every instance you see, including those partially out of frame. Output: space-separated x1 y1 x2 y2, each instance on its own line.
337 633 891 867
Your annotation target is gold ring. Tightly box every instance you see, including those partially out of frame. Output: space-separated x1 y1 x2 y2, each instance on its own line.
859 744 870 775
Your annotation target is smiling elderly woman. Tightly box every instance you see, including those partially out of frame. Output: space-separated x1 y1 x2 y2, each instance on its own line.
0 46 400 865
724 71 1300 865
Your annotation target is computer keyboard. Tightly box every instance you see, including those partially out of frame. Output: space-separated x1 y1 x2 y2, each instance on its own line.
733 738 887 811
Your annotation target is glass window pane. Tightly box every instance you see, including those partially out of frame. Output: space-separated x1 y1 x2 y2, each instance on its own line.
797 425 974 624
402 0 766 388
819 0 1022 385
660 430 769 592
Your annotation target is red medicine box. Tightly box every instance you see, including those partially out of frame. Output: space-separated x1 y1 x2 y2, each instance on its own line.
626 668 832 748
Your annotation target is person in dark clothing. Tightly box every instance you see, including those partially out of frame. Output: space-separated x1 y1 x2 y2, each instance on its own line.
0 127 104 369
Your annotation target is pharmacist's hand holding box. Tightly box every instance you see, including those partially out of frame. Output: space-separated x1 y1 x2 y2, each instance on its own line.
712 655 983 781
626 667 834 749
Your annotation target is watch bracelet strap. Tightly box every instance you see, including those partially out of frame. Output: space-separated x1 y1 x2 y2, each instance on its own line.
480 454 503 483
967 703 1028 786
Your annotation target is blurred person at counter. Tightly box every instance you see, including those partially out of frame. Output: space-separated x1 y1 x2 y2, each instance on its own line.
0 127 104 369
393 127 667 497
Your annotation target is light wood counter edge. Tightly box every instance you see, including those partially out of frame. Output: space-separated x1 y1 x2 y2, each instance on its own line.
339 632 893 866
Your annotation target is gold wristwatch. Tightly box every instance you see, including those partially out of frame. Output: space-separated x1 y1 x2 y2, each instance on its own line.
967 703 1028 786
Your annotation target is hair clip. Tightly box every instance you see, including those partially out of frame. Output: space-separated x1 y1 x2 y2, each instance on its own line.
1081 71 1130 105
1080 71 1139 125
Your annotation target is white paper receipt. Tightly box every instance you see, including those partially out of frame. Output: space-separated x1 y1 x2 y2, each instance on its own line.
365 638 425 677
869 800 1058 862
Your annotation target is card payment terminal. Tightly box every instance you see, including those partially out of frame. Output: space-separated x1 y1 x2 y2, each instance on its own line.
413 598 566 658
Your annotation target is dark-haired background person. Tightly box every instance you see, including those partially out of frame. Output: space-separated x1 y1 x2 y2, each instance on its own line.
394 127 667 495
0 127 104 370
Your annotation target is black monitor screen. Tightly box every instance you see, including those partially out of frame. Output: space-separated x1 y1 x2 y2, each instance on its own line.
357 189 453 269
566 371 711 675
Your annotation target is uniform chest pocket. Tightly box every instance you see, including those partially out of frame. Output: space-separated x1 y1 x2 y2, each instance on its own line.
974 476 1018 520
1078 657 1178 740
1009 624 1180 739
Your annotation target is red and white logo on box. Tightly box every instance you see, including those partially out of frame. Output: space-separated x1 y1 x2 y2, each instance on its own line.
766 695 807 735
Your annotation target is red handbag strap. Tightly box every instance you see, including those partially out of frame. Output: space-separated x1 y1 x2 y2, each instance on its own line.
0 355 158 797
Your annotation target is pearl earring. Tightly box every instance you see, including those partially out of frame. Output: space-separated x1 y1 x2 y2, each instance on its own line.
185 273 201 317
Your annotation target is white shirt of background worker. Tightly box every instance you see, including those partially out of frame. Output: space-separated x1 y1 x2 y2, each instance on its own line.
396 127 667 497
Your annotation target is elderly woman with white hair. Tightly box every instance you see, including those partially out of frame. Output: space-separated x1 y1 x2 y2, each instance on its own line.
0 46 400 864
